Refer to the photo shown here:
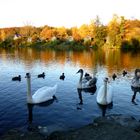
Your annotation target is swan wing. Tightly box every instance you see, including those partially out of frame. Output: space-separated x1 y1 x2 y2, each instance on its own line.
131 77 140 87
82 76 92 83
32 84 57 104
81 78 89 84
96 86 105 104
81 77 97 89
106 85 113 104
88 77 97 86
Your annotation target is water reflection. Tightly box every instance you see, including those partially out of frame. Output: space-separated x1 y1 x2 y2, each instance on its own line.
97 102 113 117
131 87 140 105
77 87 96 109
1 47 140 134
1 48 140 74
27 98 57 125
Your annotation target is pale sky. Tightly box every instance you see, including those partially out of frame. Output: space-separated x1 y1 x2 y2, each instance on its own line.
0 0 140 28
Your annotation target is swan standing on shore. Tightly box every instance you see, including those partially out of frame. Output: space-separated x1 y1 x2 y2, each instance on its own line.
76 69 97 89
25 73 57 104
97 77 113 105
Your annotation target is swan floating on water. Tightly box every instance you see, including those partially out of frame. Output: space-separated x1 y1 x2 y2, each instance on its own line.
96 77 113 105
25 73 57 104
76 69 97 90
12 75 21 81
131 69 140 88
131 69 140 103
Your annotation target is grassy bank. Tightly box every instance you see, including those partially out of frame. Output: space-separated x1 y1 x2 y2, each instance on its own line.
1 37 140 52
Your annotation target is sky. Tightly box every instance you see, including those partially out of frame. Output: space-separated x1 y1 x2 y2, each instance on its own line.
0 0 140 28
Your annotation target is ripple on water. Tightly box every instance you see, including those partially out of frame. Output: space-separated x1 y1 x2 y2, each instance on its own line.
0 48 140 135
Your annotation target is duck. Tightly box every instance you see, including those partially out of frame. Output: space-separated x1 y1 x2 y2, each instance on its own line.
122 70 127 77
25 73 57 104
59 73 65 80
96 77 113 105
76 69 97 89
112 73 117 80
12 75 21 81
38 72 45 78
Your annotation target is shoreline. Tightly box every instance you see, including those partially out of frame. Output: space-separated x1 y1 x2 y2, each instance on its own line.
1 114 140 140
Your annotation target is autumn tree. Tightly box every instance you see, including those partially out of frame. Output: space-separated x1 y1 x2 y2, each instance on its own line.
40 26 55 40
78 24 90 39
71 27 81 42
19 26 37 39
90 16 107 47
0 30 6 41
107 15 125 47
55 27 67 40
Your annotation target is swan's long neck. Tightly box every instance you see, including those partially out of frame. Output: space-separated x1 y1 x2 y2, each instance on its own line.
27 76 33 103
79 72 83 83
103 81 107 103
78 72 83 88
79 72 83 86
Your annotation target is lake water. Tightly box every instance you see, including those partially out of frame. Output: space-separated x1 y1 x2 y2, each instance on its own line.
0 48 140 135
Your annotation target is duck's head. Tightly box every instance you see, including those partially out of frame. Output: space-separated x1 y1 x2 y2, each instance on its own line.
77 69 83 74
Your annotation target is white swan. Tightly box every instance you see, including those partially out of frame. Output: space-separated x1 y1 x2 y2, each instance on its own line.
76 69 97 89
25 73 57 104
131 69 140 88
96 77 113 105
